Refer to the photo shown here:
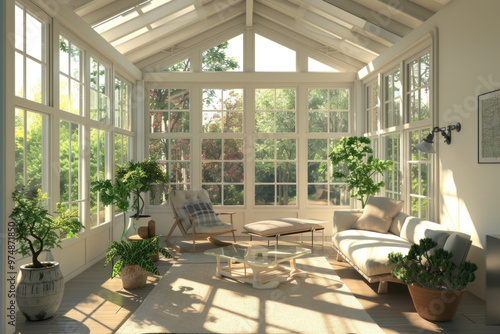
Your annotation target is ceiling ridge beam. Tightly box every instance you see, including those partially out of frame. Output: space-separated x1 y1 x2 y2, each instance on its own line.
377 0 435 22
322 0 412 37
246 0 253 27
80 0 145 26
254 3 375 64
126 7 245 63
259 0 386 55
117 0 242 55
100 0 201 42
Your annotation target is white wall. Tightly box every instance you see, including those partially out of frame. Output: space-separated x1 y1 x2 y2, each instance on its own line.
364 0 500 300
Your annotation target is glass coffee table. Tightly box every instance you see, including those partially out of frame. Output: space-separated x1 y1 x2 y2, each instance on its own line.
205 244 311 289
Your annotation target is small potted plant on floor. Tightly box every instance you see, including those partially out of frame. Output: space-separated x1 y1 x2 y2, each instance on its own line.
92 165 171 289
10 188 83 320
388 238 477 321
105 235 171 289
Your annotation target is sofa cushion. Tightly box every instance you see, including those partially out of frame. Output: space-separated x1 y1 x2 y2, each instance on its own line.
333 229 412 277
352 196 404 233
388 211 410 236
400 216 449 244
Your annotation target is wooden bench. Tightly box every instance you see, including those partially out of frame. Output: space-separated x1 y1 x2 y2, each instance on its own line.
243 218 327 247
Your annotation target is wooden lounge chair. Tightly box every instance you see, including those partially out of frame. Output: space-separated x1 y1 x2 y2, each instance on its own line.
166 189 236 250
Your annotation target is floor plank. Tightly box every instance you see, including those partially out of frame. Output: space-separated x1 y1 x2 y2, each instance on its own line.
14 237 500 333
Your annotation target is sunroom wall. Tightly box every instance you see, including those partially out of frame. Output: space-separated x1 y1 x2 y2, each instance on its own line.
358 0 500 300
2 0 142 300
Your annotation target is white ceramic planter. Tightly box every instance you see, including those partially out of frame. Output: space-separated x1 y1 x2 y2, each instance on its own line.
16 261 64 321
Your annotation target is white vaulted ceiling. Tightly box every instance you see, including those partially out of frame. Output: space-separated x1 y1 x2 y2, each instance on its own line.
68 0 452 72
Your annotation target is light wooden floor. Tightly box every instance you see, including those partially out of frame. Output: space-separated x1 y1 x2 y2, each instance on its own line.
15 237 500 334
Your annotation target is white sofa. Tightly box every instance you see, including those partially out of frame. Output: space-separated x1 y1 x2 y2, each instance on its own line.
332 208 472 293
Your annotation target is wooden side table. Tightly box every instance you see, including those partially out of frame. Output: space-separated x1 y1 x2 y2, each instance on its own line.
128 221 159 262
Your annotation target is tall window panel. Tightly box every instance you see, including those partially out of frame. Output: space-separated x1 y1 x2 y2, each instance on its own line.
308 88 349 133
384 134 401 200
14 109 48 193
114 134 131 167
255 88 296 133
114 78 131 130
201 139 244 205
60 120 83 219
366 80 379 133
15 3 48 104
255 139 297 206
90 128 108 227
149 138 190 203
90 57 110 123
59 36 83 115
307 139 349 206
150 88 190 133
407 53 430 122
202 88 243 133
408 129 432 219
384 68 401 128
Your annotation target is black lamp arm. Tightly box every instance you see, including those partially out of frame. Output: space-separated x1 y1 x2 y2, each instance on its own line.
432 122 461 145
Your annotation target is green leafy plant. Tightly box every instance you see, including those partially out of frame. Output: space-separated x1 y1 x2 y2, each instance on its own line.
10 188 83 268
104 236 171 278
388 238 477 291
116 158 169 218
329 136 393 208
91 170 145 241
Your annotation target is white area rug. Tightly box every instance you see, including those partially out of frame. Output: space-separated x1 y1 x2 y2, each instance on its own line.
117 254 384 333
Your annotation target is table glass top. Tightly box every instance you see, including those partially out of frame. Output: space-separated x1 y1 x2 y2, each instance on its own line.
204 244 311 267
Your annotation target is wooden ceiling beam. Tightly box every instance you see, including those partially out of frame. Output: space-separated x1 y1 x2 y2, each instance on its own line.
322 0 412 37
377 0 435 22
80 0 145 26
125 6 245 63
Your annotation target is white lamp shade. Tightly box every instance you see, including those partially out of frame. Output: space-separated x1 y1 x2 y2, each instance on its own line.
415 140 435 153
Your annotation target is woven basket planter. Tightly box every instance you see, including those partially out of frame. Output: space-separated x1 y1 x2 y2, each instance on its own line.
120 264 148 290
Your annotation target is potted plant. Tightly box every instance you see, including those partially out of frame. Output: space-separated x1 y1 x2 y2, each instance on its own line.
91 166 171 289
329 136 393 208
10 188 83 321
388 238 477 321
116 158 169 225
105 235 171 289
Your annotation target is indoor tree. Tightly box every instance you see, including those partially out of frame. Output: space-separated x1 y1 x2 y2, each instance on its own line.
329 136 393 208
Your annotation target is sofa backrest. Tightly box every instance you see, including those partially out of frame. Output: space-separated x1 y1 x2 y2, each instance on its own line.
399 215 472 266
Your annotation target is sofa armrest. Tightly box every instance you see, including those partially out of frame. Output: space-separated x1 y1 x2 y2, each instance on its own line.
333 209 364 235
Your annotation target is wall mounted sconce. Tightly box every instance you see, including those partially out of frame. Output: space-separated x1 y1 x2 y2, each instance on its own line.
415 122 462 154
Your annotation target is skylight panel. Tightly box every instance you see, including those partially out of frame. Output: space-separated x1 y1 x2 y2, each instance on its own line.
255 34 295 72
308 58 338 72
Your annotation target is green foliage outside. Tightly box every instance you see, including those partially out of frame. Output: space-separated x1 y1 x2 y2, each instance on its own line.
105 235 171 278
388 238 477 291
10 189 83 268
329 136 392 208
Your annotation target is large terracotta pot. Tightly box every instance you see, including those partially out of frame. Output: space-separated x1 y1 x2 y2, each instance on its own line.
16 261 64 321
120 264 148 290
408 284 466 321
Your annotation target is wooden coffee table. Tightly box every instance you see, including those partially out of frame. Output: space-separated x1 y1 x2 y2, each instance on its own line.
205 244 311 289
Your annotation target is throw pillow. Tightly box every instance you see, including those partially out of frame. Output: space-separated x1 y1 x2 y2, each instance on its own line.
175 208 193 231
352 196 404 233
184 202 224 228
